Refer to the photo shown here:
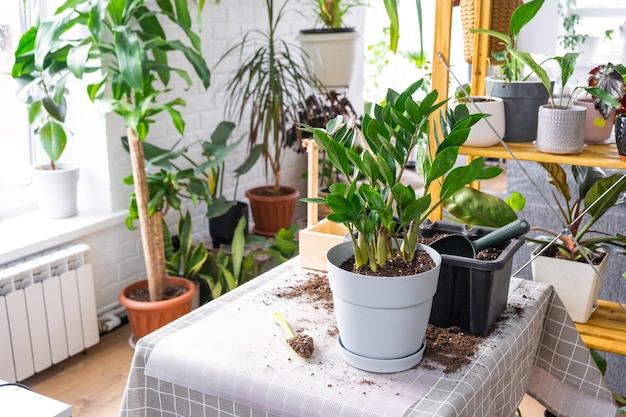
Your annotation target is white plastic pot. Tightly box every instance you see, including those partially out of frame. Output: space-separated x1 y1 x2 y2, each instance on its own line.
531 250 609 323
31 164 79 218
463 96 505 147
326 241 441 373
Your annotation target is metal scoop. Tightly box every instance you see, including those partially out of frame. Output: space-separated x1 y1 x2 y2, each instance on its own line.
271 312 314 359
429 218 530 258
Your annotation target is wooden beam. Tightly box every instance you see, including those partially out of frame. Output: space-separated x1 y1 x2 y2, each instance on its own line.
428 0 454 221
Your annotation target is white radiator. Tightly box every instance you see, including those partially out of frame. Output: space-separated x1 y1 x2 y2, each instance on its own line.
0 244 99 382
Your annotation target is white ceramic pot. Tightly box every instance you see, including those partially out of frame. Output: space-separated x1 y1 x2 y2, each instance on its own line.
531 250 609 323
326 241 441 373
296 30 360 90
31 164 80 218
463 96 505 147
535 104 586 154
574 98 616 144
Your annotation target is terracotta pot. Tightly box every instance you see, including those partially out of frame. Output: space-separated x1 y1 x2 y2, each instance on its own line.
119 276 197 340
574 98 616 144
245 185 300 236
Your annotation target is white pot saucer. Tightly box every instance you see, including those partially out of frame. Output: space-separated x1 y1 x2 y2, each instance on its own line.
337 335 426 373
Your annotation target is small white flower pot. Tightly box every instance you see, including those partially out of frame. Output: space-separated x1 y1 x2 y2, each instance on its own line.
535 104 586 154
31 164 80 218
463 96 505 147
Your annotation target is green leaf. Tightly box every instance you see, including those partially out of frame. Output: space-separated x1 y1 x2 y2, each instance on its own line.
114 27 144 92
42 96 67 123
510 0 544 40
67 43 91 78
39 121 67 162
444 187 518 227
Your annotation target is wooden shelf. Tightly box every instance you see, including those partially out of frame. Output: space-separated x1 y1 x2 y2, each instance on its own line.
460 142 626 170
575 300 626 355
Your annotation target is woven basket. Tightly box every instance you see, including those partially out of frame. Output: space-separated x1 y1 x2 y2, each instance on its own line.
461 0 523 64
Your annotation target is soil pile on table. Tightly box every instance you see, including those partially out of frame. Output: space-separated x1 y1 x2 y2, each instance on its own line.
275 272 334 310
287 334 315 359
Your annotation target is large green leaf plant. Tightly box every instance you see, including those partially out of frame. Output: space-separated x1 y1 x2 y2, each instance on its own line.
527 163 626 262
12 0 213 301
302 79 504 272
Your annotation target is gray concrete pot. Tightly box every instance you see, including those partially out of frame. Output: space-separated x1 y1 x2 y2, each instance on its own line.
485 77 552 143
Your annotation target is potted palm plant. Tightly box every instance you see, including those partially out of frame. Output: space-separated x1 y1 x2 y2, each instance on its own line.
302 79 503 372
13 27 79 218
219 0 317 236
528 163 626 323
296 0 365 90
13 0 213 339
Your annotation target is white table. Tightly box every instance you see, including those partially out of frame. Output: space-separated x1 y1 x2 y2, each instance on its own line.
0 380 71 417
119 257 618 417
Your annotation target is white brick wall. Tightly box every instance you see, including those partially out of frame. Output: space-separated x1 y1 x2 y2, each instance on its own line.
63 0 365 313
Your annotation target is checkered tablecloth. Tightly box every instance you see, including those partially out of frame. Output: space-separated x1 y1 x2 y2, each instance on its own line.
118 257 618 417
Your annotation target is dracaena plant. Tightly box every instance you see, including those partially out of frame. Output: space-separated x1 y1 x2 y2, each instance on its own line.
302 79 504 272
528 163 626 262
12 0 213 301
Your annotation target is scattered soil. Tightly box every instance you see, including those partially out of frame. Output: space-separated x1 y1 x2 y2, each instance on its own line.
423 324 485 374
276 273 488 374
287 334 315 359
126 284 189 302
275 272 334 310
340 250 436 277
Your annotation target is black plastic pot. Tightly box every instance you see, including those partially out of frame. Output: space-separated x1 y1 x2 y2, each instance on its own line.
421 221 525 336
209 201 249 249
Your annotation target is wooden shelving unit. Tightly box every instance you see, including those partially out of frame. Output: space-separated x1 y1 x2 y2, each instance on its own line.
460 142 626 169
429 0 626 353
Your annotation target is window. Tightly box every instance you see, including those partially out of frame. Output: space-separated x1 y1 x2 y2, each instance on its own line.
0 0 36 216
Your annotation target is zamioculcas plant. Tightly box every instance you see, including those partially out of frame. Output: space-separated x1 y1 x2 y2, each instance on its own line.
302 79 503 272
13 0 213 301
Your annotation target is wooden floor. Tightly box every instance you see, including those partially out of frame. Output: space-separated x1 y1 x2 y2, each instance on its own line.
19 321 547 417
22 323 135 417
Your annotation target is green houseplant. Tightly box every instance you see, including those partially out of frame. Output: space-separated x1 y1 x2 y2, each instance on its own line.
471 0 551 143
509 51 621 154
194 122 262 248
219 0 316 236
302 79 503 371
528 163 626 323
12 0 213 337
297 0 364 90
12 27 79 219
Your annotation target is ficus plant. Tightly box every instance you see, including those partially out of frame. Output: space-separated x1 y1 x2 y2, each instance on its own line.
302 79 504 272
527 163 626 262
13 0 213 301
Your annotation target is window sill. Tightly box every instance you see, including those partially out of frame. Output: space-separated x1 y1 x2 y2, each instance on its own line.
0 209 127 265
